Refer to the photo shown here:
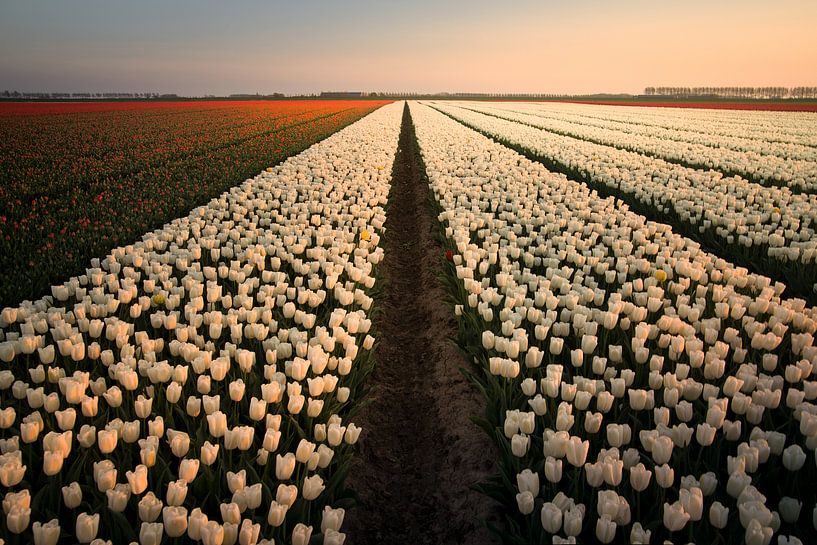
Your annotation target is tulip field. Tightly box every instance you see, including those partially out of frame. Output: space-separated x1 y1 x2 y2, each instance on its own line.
430 102 817 306
0 101 402 543
0 100 389 309
411 101 817 545
1 99 817 544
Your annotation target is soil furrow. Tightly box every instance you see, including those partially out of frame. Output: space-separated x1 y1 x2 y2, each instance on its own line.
344 102 497 545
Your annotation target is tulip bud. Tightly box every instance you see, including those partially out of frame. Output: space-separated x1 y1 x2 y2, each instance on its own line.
292 523 313 545
6 505 30 534
188 508 208 541
227 470 246 493
303 474 325 500
516 491 534 515
679 487 703 521
566 436 589 467
229 380 245 401
595 514 616 544
167 479 188 506
516 469 539 496
560 505 581 537
296 439 316 464
779 497 802 524
43 449 64 476
33 519 61 545
276 453 296 480
344 423 362 444
630 522 650 544
139 522 163 545
324 529 346 545
76 513 100 543
201 441 220 466
163 506 188 538
544 456 562 483
540 502 562 533
655 463 674 488
267 501 288 527
127 464 149 495
249 397 267 421
744 519 772 545
782 444 806 471
238 519 260 545
629 463 652 492
139 492 163 522
321 506 345 534
62 481 83 508
106 483 131 512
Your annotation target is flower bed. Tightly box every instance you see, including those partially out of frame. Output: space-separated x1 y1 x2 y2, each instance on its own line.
431 102 817 304
0 101 403 544
411 101 817 545
455 102 817 192
0 100 391 308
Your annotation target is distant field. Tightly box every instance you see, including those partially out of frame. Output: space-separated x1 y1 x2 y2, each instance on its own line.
562 100 817 112
0 99 390 306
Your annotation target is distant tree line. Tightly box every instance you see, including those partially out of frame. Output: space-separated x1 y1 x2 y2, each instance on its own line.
1 91 177 99
644 87 817 99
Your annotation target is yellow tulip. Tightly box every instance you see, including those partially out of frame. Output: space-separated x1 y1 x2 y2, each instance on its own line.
655 269 667 283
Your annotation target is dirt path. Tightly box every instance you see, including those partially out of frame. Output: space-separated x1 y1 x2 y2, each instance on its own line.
344 103 498 545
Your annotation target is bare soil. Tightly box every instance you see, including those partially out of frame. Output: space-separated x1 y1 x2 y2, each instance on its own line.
344 103 498 545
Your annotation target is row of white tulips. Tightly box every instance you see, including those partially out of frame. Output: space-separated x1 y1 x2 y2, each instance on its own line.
0 101 404 544
453 102 817 192
510 102 817 161
430 102 817 298
409 101 817 545
525 102 817 149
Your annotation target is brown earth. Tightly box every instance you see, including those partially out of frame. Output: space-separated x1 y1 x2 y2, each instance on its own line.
344 103 498 545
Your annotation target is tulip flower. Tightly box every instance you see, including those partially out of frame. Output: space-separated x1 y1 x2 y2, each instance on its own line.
107 483 131 512
33 519 61 545
6 505 31 534
320 506 345 535
516 469 539 496
540 502 562 533
238 519 260 545
292 523 313 545
76 513 100 543
563 505 584 537
139 492 163 522
268 501 288 527
516 491 534 515
139 522 163 545
200 440 220 466
163 506 188 538
62 482 82 508
188 508 208 540
679 487 703 521
744 519 773 545
226 470 246 494
167 480 188 506
595 514 616 544
303 474 325 500
663 501 690 532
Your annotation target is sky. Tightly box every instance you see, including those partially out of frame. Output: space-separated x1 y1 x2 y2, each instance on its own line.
1 0 816 95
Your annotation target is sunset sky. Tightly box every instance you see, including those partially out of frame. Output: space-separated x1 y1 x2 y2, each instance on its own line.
1 0 815 95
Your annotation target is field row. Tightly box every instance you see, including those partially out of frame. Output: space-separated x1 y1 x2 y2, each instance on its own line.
456 102 817 192
411 101 817 544
526 102 817 147
431 102 817 305
0 100 389 308
0 101 403 543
